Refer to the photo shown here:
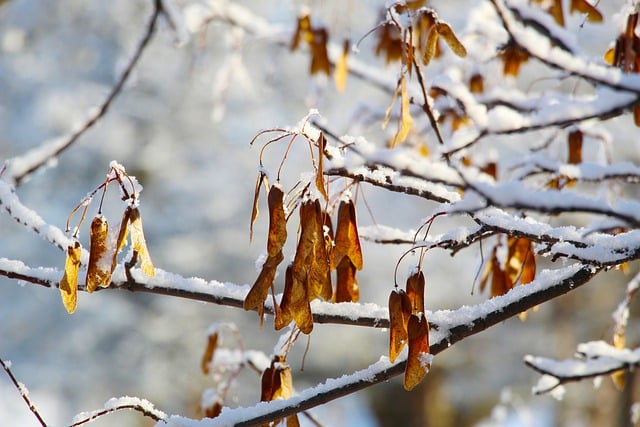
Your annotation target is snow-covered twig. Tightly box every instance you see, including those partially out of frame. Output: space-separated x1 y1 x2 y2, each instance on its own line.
70 396 167 426
0 358 47 427
524 341 640 394
158 263 597 426
7 0 163 186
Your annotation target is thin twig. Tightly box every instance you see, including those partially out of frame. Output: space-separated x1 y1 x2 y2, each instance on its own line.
0 358 47 427
12 0 163 186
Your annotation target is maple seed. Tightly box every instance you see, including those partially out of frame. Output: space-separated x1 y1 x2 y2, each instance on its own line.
245 250 284 326
404 313 431 391
435 22 467 58
60 241 82 314
111 206 132 273
86 215 111 293
567 130 583 164
405 270 425 314
334 40 350 92
333 199 363 270
129 207 155 277
388 289 408 362
334 257 359 303
260 357 299 426
267 186 287 257
201 332 219 375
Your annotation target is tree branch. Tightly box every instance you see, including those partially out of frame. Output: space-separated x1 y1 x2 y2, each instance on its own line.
8 0 163 186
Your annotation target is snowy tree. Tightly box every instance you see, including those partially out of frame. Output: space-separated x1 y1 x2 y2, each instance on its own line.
1 0 640 426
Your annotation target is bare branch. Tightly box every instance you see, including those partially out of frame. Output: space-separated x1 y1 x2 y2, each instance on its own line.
8 0 163 186
0 358 47 427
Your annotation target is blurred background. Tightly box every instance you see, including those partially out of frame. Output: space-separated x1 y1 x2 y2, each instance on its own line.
0 0 637 426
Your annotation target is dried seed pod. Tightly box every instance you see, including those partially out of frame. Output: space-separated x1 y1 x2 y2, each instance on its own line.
129 207 155 277
86 215 111 292
404 313 431 391
60 241 82 314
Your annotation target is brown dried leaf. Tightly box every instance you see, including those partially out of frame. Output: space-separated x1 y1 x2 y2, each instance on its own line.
60 241 81 314
435 22 467 58
86 215 111 293
469 73 484 93
334 257 358 303
506 237 536 285
404 313 430 391
334 40 349 92
376 22 403 64
570 0 603 22
290 14 311 51
490 259 511 298
422 25 439 66
250 173 266 242
333 200 363 270
568 129 583 164
310 28 331 75
405 270 425 314
267 186 287 257
547 0 565 26
245 250 284 326
308 204 332 302
389 75 413 148
130 208 155 277
315 133 329 201
279 252 314 334
203 401 223 419
274 264 294 330
388 289 409 363
500 46 529 76
111 206 132 273
201 332 218 375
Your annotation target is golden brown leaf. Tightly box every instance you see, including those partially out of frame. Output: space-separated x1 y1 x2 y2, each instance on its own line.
245 250 284 326
376 22 403 64
260 357 298 426
435 22 467 58
315 133 329 201
500 46 529 76
250 173 266 243
267 186 287 257
333 199 363 270
389 75 413 148
422 25 439 66
310 28 331 75
201 332 218 375
308 206 333 302
111 206 132 273
60 241 82 314
568 129 583 164
334 257 358 303
469 73 484 93
570 0 603 23
388 289 409 363
550 0 564 26
506 237 536 285
405 270 425 314
129 208 155 277
290 14 311 51
334 40 349 92
203 401 223 419
404 313 430 391
86 215 111 293
278 262 314 334
490 259 511 298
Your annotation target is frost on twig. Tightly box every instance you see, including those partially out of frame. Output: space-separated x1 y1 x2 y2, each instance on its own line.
525 341 640 394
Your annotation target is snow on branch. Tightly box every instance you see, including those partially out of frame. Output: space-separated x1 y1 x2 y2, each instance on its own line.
0 180 77 253
6 0 163 186
492 0 640 93
157 263 597 426
525 341 640 395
